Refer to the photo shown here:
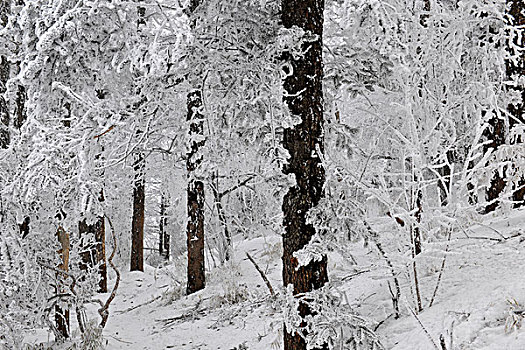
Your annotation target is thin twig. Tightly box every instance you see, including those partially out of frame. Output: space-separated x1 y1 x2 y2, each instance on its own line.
476 222 506 240
246 253 275 297
428 228 453 308
405 300 440 350
93 125 115 139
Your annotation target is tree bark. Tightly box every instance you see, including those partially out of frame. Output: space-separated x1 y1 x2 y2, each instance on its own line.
0 52 9 150
55 226 70 339
78 204 107 292
186 89 205 295
281 0 328 349
507 0 525 206
130 152 145 272
483 114 506 213
159 194 169 260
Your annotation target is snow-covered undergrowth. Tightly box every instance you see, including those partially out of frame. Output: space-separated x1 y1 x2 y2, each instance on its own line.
19 211 525 349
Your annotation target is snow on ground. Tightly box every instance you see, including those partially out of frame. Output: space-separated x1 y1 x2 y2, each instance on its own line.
23 212 525 349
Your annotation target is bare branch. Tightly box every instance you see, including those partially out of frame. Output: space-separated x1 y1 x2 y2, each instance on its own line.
245 253 274 297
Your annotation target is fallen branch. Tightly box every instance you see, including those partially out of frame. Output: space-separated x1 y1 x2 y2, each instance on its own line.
246 252 274 297
115 295 161 314
157 299 205 328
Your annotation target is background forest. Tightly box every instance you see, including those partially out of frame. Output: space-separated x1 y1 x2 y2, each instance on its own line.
0 0 524 349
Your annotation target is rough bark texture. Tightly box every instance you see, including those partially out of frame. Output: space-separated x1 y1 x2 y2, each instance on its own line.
159 194 169 260
55 227 70 339
130 152 145 272
281 0 328 349
186 89 205 295
13 84 26 129
483 115 506 213
0 0 9 149
78 212 107 292
0 54 9 150
507 0 525 206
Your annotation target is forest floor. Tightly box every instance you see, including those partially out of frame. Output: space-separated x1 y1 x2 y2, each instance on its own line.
24 210 525 349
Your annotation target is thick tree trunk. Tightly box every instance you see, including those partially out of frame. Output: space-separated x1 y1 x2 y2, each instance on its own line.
186 89 205 294
159 194 169 260
281 0 328 349
507 0 525 206
0 0 9 149
0 54 9 150
55 227 70 339
130 152 145 272
78 211 107 291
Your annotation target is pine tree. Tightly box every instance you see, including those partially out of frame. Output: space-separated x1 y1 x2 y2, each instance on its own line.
281 0 328 348
186 0 206 295
131 151 145 272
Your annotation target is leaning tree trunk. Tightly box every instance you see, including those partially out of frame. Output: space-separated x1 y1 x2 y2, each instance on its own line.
130 151 145 272
281 0 328 349
507 0 525 206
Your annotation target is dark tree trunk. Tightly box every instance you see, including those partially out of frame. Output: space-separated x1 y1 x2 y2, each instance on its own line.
483 115 506 213
55 227 70 340
0 1 8 147
78 205 107 292
186 89 205 294
130 152 145 272
507 0 525 206
95 211 107 292
436 150 455 206
281 0 328 349
13 84 26 129
0 55 9 150
159 194 169 260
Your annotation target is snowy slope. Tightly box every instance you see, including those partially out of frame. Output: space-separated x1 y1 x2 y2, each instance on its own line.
22 213 525 349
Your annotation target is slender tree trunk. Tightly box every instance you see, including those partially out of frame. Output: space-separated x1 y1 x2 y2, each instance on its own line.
507 0 525 206
211 171 231 262
159 194 169 260
130 152 145 272
95 208 107 292
55 227 70 339
186 89 205 294
281 0 328 349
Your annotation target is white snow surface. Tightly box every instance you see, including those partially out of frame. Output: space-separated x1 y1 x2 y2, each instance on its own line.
22 212 525 349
